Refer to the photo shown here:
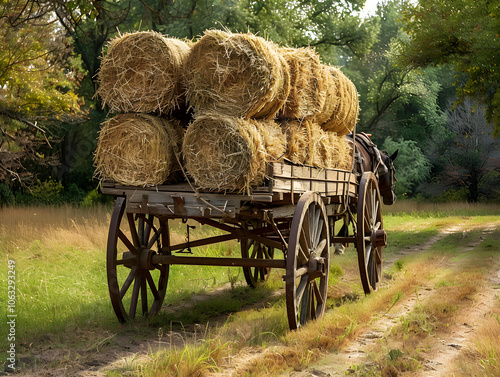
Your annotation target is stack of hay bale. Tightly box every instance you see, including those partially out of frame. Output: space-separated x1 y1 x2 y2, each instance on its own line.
276 47 357 171
182 30 290 191
94 29 359 191
93 31 190 186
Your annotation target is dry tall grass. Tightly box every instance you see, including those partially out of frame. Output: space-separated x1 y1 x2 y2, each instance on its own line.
0 205 110 252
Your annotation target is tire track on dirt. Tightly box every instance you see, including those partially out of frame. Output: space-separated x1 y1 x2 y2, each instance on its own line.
290 224 498 377
412 225 498 377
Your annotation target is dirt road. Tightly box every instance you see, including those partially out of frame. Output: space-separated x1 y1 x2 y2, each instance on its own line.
290 224 500 377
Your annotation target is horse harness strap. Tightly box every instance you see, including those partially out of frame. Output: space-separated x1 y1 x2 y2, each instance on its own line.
350 133 388 178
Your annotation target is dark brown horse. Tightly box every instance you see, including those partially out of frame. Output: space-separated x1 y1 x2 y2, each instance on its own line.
352 132 398 205
334 133 398 254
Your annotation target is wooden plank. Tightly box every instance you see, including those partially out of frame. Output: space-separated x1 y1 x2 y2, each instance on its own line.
101 162 359 205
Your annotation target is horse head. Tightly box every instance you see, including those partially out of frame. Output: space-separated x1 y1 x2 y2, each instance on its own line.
378 149 398 205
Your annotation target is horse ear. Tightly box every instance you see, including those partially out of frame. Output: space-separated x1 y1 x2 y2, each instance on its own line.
390 149 399 161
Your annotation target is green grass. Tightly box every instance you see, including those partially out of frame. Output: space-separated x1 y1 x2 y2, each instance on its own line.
1 203 500 375
0 205 251 363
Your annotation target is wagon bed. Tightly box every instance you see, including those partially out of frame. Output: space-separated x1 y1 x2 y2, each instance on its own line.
101 160 386 330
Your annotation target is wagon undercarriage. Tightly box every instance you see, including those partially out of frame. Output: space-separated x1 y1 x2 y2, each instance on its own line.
101 163 387 330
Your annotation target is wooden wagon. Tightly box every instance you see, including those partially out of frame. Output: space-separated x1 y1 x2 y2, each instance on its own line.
100 159 386 330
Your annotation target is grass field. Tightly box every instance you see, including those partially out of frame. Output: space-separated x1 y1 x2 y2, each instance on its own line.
1 200 500 375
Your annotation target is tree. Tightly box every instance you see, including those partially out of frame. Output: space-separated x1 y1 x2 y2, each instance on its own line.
401 0 500 136
0 0 84 186
431 98 499 202
48 0 134 189
381 137 431 196
345 0 445 136
139 0 378 59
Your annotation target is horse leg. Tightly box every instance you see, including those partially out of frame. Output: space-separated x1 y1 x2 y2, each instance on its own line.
334 219 349 255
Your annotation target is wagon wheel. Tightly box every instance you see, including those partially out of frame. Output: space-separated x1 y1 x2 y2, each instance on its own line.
356 172 386 295
107 197 169 322
241 226 275 288
286 191 330 330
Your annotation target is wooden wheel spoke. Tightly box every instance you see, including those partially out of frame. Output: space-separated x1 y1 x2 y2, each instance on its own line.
298 245 309 265
312 239 327 256
302 212 312 251
141 274 148 315
143 215 156 245
365 245 373 268
373 260 379 282
299 230 310 258
375 247 382 263
295 265 309 278
373 193 379 224
127 213 141 248
263 246 271 260
310 205 317 244
253 266 260 282
250 241 258 259
314 218 324 248
146 271 160 300
118 229 137 255
116 252 135 267
300 284 312 323
310 285 317 320
296 275 308 310
120 266 138 299
129 274 141 319
256 245 264 259
364 213 371 232
312 280 323 307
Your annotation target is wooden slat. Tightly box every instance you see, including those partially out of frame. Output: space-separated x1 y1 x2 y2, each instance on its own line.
100 162 359 211
267 162 357 198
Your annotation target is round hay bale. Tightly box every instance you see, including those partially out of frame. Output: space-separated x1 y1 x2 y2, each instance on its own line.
182 113 285 191
277 47 327 120
184 29 291 119
281 119 353 170
95 31 190 113
313 66 359 136
250 118 287 160
281 120 310 165
316 130 353 171
94 113 184 186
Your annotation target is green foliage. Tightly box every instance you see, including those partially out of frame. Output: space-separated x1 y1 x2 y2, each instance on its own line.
381 137 431 196
2 0 498 202
428 98 499 202
31 179 64 204
0 183 14 206
401 0 500 136
0 1 85 186
0 2 84 118
138 0 377 60
435 187 469 202
346 0 447 136
388 348 403 361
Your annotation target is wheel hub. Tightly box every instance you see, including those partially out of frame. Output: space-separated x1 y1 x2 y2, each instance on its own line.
137 247 156 270
308 252 326 279
370 229 387 248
